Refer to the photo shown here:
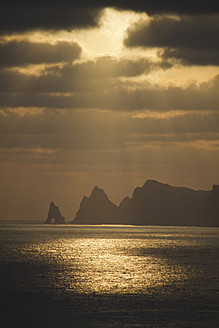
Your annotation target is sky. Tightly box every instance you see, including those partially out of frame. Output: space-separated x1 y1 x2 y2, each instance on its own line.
0 1 219 221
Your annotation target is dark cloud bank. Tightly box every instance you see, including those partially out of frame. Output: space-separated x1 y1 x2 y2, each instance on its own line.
125 15 219 66
0 41 82 67
1 1 218 33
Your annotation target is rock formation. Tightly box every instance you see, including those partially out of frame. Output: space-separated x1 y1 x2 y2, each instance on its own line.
72 180 219 226
45 201 65 224
118 179 210 226
199 185 219 226
72 186 121 224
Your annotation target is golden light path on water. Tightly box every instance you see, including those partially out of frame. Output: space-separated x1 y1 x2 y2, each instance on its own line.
21 227 197 295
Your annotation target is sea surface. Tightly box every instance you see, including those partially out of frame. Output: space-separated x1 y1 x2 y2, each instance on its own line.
0 223 218 327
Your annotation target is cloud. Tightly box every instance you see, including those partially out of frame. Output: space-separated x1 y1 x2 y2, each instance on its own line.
1 1 219 34
0 55 167 93
125 15 219 66
0 108 219 152
0 2 103 33
1 103 219 220
46 56 157 80
67 56 157 78
3 1 219 33
112 1 219 15
0 40 82 67
0 69 218 112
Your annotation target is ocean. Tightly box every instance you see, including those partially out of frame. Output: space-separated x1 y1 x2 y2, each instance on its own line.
0 223 218 327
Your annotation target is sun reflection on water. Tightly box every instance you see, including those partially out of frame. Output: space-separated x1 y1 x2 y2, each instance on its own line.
23 233 190 295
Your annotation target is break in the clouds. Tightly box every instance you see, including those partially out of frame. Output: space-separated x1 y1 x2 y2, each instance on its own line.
0 41 82 67
125 14 219 66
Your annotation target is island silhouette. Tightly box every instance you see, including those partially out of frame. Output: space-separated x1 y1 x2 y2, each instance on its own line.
45 201 65 224
45 180 219 226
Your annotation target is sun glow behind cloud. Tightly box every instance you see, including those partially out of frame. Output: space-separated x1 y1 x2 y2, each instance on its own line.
69 8 149 58
3 8 147 59
2 8 217 88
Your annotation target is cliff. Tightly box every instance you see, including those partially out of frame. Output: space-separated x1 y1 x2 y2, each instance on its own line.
199 185 219 226
45 201 65 224
119 180 210 226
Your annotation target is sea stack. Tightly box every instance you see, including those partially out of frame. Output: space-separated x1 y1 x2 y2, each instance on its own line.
45 201 65 224
72 186 120 224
